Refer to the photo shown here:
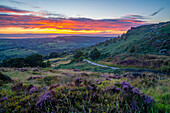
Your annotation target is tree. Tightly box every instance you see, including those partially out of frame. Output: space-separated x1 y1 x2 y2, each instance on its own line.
129 44 136 53
89 48 101 60
46 60 51 67
73 51 83 59
104 40 109 46
49 52 58 58
1 58 26 68
25 54 45 67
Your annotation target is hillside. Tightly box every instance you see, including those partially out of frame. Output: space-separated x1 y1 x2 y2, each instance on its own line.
0 36 111 61
83 21 170 55
72 21 170 71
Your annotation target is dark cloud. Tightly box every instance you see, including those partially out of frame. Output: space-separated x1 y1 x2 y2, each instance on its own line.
9 0 41 8
121 15 147 20
0 5 31 13
150 8 164 16
0 5 65 18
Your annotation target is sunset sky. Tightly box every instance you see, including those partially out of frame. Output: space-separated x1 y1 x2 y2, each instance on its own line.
0 0 169 38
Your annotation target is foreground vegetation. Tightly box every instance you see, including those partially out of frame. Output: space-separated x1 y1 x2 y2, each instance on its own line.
0 67 169 112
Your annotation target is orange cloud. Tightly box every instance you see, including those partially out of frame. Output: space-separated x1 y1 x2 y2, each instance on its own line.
0 5 145 36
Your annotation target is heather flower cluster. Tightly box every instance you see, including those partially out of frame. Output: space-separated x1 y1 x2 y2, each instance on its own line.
118 81 154 110
105 86 120 93
36 91 56 111
74 77 83 86
0 96 8 102
29 85 39 93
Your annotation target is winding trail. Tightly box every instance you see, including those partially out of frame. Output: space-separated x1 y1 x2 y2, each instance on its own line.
83 59 119 69
83 59 168 75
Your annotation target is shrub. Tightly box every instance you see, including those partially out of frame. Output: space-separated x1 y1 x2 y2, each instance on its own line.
72 51 84 62
160 64 170 73
129 44 136 53
49 52 58 58
45 60 51 67
89 48 101 60
73 51 83 59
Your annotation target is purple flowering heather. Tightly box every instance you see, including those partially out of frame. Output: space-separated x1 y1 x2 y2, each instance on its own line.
73 69 80 72
122 85 129 91
120 81 131 86
105 86 120 93
102 75 110 78
142 95 154 105
117 76 122 79
106 78 111 80
88 85 94 90
130 101 138 110
115 88 121 92
110 75 122 79
74 77 83 86
95 80 99 82
36 91 56 111
0 96 8 102
111 75 117 79
29 85 39 93
132 88 140 94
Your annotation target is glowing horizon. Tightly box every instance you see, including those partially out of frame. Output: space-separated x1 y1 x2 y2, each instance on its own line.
0 0 169 38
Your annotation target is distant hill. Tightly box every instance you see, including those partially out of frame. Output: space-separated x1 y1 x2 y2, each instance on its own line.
0 36 112 61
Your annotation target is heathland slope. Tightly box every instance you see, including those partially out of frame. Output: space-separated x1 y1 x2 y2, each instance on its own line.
74 21 170 71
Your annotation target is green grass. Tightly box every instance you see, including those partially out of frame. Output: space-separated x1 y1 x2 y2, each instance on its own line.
0 48 37 56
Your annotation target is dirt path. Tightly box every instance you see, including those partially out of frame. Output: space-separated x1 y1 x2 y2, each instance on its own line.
83 59 168 75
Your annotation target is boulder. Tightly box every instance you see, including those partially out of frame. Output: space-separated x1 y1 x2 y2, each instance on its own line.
0 72 13 82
